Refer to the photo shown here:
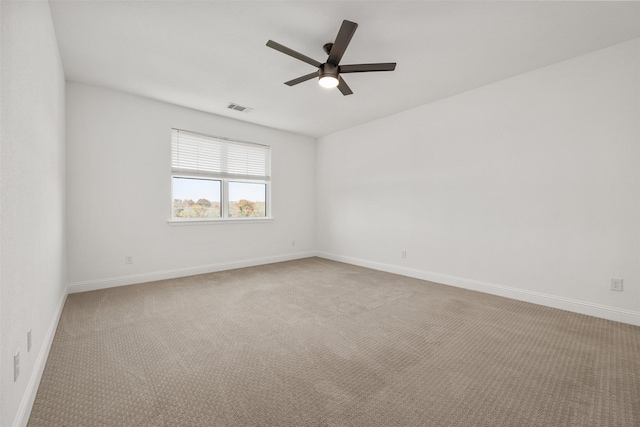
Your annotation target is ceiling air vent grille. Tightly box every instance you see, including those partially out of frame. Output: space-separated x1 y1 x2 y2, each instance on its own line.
227 103 253 113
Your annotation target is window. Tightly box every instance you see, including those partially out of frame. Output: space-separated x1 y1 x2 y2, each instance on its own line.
171 129 271 221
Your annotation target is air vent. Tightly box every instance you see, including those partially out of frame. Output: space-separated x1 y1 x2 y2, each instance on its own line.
227 102 253 113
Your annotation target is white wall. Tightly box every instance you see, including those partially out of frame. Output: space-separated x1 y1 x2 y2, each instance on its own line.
0 1 67 426
317 38 640 324
66 83 316 290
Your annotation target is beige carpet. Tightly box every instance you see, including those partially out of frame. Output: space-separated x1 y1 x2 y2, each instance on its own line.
29 257 639 426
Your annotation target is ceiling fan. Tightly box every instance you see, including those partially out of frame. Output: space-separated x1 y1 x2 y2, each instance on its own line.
266 20 396 96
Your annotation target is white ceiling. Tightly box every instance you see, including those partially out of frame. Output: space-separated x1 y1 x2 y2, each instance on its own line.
49 1 640 138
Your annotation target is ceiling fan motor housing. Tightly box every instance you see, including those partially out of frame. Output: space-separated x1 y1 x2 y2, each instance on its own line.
319 63 338 79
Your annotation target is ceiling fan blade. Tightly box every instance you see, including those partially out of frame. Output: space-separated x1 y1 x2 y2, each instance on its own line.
339 63 397 73
327 20 358 66
337 76 353 96
266 40 322 68
285 72 318 86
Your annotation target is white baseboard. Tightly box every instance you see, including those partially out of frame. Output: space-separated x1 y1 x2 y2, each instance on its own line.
67 251 317 293
68 250 640 326
13 288 68 427
317 251 640 327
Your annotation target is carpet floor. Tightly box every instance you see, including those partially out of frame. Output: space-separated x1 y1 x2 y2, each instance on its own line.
28 257 640 426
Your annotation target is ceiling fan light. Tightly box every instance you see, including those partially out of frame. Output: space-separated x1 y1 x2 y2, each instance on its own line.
319 75 339 88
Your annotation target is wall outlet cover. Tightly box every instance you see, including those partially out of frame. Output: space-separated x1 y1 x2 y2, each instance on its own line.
14 351 20 382
610 278 623 292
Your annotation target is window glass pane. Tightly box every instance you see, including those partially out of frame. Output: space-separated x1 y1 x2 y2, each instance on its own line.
228 182 266 217
172 177 221 218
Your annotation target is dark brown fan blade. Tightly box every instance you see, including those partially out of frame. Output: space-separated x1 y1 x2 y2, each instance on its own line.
285 72 318 86
266 40 322 68
339 63 396 73
337 76 353 96
327 20 358 66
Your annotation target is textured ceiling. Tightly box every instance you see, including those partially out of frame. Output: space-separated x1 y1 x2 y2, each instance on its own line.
49 1 640 138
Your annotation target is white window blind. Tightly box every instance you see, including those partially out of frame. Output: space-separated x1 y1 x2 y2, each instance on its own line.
171 129 271 181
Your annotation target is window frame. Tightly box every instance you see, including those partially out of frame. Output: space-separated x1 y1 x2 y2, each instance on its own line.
226 180 269 219
168 129 272 223
171 175 223 220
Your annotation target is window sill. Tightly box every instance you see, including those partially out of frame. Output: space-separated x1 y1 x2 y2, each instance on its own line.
167 217 274 226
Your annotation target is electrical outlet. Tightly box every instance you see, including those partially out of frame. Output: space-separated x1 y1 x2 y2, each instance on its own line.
27 329 32 352
610 278 623 292
125 256 133 265
14 351 20 382
291 240 296 247
401 250 407 259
